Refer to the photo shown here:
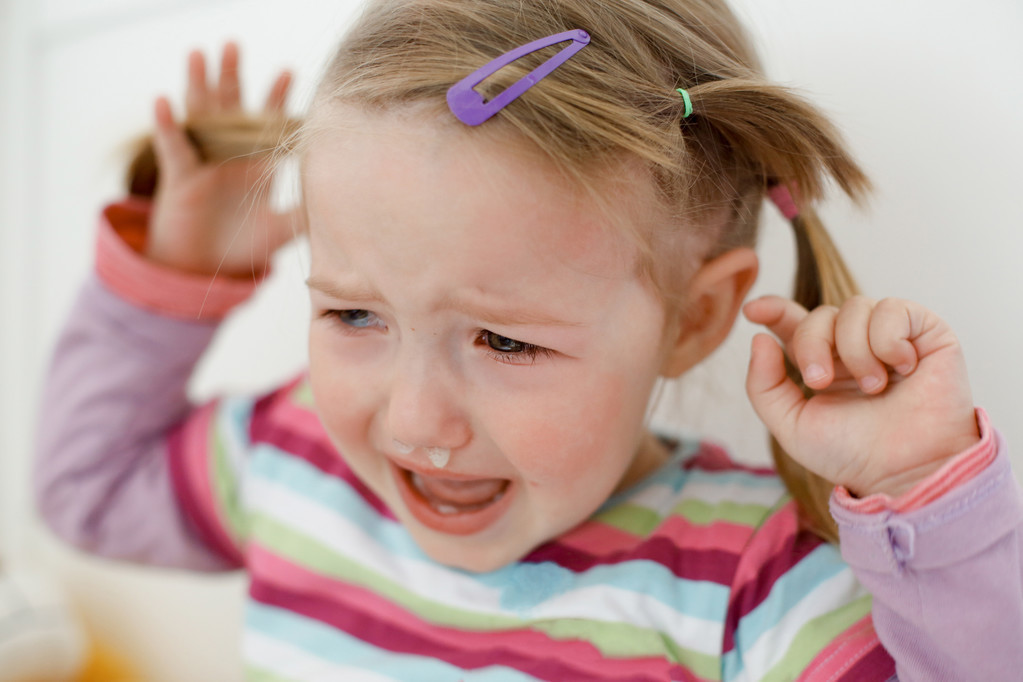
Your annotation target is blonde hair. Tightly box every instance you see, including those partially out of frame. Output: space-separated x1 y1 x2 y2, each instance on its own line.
128 0 869 542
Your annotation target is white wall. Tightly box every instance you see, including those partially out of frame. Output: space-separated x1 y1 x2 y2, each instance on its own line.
2 1 1021 679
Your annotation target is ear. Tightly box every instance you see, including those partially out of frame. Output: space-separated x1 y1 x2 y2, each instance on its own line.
660 248 759 377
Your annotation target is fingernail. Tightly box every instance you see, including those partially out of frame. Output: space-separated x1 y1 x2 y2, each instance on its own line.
804 364 827 383
895 363 913 375
861 375 883 392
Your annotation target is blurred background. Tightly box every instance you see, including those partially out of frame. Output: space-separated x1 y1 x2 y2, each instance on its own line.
1 0 1021 679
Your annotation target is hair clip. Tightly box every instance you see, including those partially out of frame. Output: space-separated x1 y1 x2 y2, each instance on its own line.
447 29 591 126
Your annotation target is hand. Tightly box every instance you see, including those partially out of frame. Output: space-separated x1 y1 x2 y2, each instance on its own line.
744 295 980 498
147 42 296 277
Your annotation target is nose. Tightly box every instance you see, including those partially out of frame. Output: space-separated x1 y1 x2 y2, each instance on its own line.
387 352 472 454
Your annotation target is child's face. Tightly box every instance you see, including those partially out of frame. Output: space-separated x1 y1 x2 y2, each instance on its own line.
304 106 673 572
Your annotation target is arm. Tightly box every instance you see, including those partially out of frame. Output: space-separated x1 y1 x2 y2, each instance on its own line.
830 412 1023 682
34 200 258 570
34 44 296 569
744 295 1022 680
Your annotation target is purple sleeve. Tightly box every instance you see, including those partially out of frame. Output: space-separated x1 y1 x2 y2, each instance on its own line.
34 274 236 571
831 431 1023 681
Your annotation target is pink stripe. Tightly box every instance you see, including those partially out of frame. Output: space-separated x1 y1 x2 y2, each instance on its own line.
95 200 261 320
729 499 799 589
796 615 884 681
684 442 775 476
171 403 245 565
557 521 641 554
654 516 755 554
247 545 679 682
557 517 753 558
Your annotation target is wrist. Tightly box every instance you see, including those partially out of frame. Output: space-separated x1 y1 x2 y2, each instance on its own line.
847 424 982 500
96 200 261 320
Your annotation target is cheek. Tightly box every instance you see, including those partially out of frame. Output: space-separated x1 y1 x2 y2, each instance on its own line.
308 330 380 440
497 368 638 485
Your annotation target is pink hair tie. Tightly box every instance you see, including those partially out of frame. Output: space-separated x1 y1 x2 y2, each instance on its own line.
767 184 800 220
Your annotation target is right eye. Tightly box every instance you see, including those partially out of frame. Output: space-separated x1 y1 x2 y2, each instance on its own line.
325 309 385 331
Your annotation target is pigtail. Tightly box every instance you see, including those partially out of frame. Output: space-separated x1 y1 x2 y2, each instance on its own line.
125 114 300 197
685 78 870 542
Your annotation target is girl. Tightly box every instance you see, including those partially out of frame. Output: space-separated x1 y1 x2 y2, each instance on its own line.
36 0 1022 680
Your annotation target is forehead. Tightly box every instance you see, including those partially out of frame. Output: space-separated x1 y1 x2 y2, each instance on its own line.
301 104 661 275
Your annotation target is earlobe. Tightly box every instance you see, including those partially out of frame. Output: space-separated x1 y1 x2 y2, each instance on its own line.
660 248 759 377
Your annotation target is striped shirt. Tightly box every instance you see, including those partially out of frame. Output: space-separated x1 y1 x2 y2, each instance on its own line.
168 376 894 681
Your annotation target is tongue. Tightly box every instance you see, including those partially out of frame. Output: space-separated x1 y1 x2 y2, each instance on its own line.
411 473 507 507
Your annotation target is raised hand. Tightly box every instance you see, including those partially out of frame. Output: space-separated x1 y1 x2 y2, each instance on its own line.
744 295 981 498
146 42 296 278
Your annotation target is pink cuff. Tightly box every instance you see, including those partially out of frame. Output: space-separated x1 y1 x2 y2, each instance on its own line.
95 199 262 320
834 408 996 514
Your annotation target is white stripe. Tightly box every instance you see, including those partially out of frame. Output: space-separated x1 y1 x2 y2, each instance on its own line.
531 584 723 656
244 630 398 682
739 568 869 679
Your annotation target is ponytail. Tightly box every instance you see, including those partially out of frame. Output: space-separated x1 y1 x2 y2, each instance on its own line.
125 114 300 197
683 78 870 542
778 206 862 542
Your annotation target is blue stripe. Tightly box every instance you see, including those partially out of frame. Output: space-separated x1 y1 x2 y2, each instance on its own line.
246 601 542 681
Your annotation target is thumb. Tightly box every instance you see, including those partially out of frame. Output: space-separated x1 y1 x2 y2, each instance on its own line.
746 333 806 443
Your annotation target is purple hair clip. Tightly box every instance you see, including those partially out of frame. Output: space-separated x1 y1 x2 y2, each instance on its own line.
447 29 591 126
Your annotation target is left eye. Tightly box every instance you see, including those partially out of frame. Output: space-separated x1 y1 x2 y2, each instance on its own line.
332 309 383 329
477 330 553 364
486 333 527 353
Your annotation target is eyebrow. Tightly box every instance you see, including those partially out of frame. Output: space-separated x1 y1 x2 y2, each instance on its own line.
306 276 383 304
305 276 582 328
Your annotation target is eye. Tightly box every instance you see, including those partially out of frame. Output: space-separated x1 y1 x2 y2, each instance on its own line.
324 309 385 331
477 330 554 365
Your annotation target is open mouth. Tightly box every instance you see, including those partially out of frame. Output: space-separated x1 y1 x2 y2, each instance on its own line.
390 461 514 536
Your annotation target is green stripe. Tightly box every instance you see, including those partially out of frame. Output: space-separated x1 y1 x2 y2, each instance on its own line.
762 595 874 682
252 513 709 664
210 416 248 545
593 503 662 536
244 665 294 682
292 379 316 408
672 499 770 527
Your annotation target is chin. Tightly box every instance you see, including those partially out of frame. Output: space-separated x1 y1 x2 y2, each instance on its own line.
412 527 538 574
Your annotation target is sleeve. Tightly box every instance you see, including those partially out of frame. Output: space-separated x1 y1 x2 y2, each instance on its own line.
34 199 266 571
829 411 1023 681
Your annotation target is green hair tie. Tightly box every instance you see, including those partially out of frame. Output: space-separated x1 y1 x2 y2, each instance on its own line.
676 88 693 119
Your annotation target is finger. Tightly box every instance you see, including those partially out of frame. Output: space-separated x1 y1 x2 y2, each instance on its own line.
185 49 210 116
868 298 924 376
742 295 808 346
834 296 889 394
218 41 242 110
152 97 200 180
789 305 839 389
264 70 293 113
746 333 807 444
